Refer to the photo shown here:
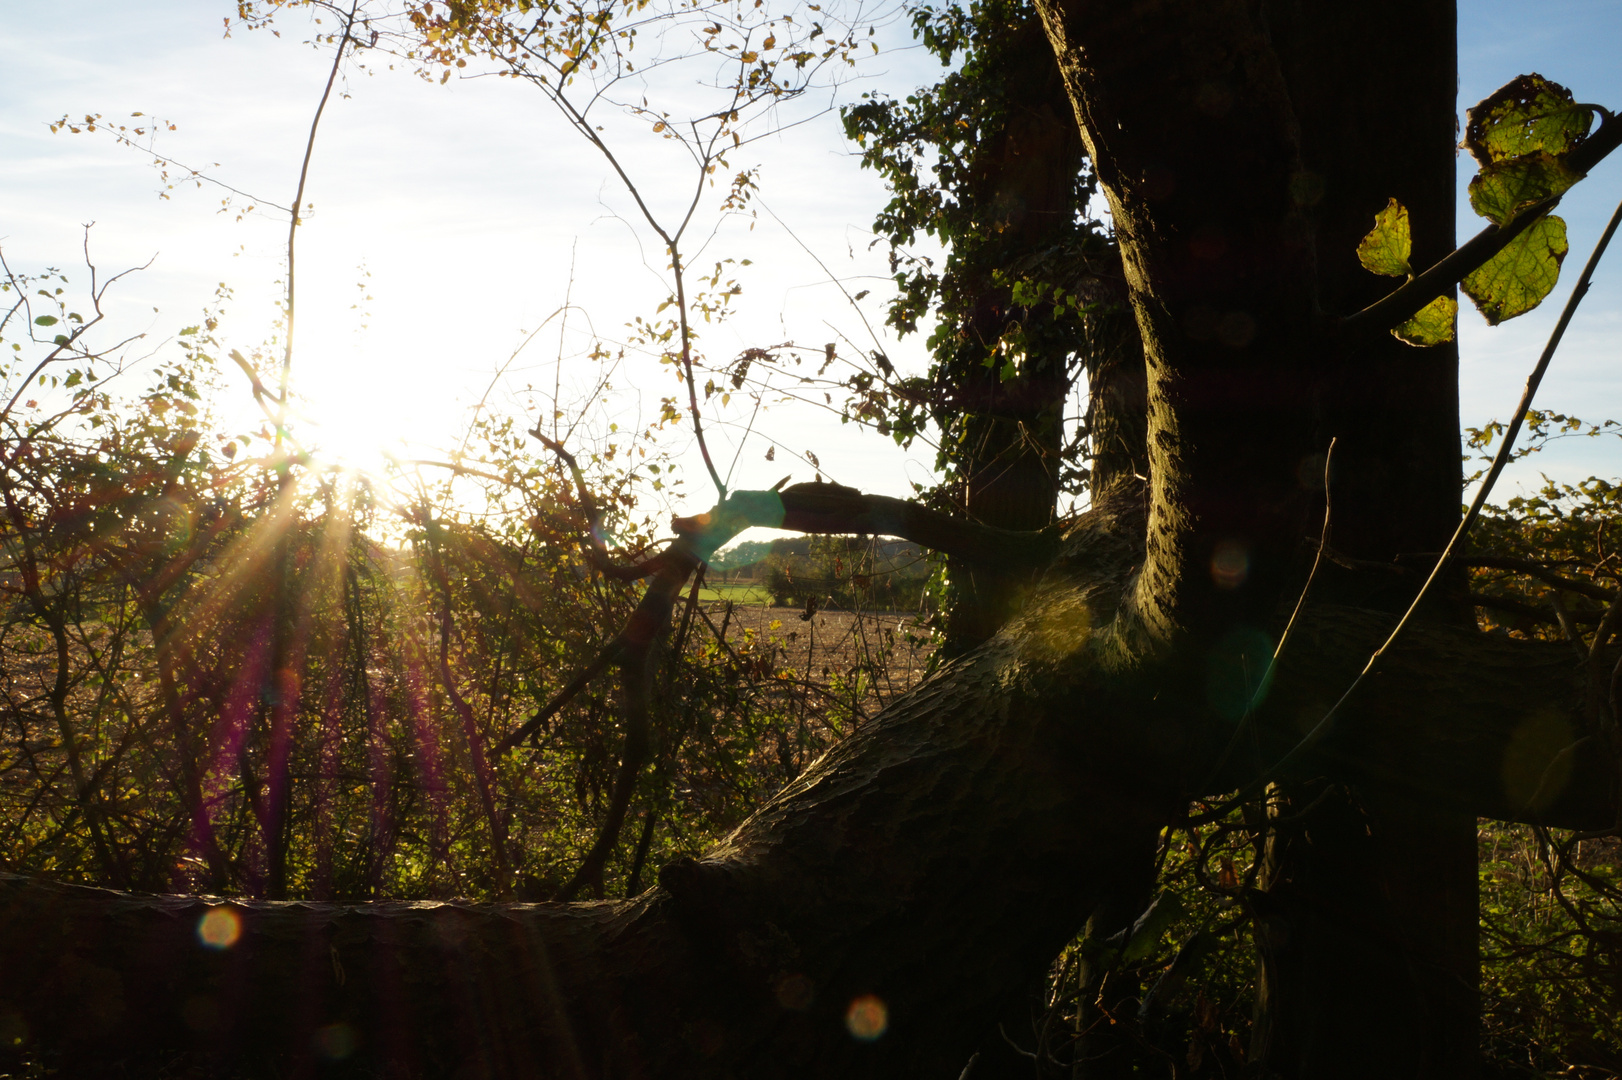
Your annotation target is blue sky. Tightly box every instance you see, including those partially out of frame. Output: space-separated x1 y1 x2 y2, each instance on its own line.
2 0 1619 523
1455 1 1622 492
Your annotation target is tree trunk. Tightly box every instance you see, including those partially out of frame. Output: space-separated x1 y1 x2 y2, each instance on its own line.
1030 0 1479 1073
942 11 1089 656
1248 2 1477 1075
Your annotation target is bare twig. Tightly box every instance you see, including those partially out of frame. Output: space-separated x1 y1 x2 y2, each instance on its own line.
1193 439 1335 804
492 640 623 755
275 1 357 449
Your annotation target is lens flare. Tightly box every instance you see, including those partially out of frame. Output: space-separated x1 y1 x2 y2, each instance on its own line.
775 972 815 1011
1210 541 1249 590
197 907 241 949
314 1022 357 1060
845 994 888 1041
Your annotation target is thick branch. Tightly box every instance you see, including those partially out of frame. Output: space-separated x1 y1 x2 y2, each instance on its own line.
674 481 1059 569
1258 606 1618 829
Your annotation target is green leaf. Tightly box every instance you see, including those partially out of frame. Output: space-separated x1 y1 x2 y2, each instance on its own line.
1356 198 1411 278
1468 152 1581 225
1121 891 1186 963
1462 215 1568 325
1393 294 1457 347
1464 74 1592 166
33 315 58 327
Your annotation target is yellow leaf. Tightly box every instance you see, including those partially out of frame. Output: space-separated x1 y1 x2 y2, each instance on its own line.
1393 294 1457 347
1357 198 1412 278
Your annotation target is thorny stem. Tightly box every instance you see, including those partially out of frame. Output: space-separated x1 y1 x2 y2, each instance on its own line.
1193 438 1336 804
1257 191 1622 790
428 530 512 895
493 640 623 755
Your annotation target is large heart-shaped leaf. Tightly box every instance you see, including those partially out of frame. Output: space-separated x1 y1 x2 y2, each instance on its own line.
1468 152 1582 226
1462 215 1569 325
1465 73 1592 166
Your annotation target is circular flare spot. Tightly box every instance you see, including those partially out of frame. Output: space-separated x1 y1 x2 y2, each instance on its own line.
845 995 888 1041
0 1012 27 1048
1216 311 1257 348
197 907 241 950
775 972 815 1011
314 1022 357 1061
1211 541 1249 590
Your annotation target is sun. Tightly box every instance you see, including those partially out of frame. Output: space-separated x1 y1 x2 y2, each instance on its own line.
303 400 403 477
293 355 425 478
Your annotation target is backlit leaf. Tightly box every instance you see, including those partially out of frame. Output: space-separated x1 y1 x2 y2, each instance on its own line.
1462 215 1568 325
1393 294 1457 347
1468 152 1581 225
33 315 58 326
1465 74 1592 167
1356 198 1411 278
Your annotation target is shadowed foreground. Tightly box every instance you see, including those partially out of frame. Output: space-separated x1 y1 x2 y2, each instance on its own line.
1 501 1613 1077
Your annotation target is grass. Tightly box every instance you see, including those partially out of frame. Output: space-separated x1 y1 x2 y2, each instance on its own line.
697 581 775 604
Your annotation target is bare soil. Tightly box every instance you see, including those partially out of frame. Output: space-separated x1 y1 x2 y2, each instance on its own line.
698 602 937 722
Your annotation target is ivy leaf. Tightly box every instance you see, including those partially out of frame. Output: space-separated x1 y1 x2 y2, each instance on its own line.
1465 74 1592 167
1121 891 1186 963
1356 198 1411 278
1393 294 1457 347
1462 215 1568 325
1468 152 1581 225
